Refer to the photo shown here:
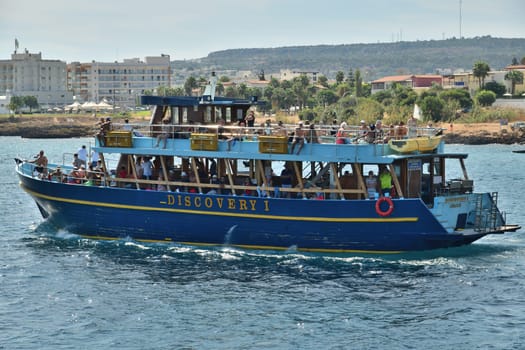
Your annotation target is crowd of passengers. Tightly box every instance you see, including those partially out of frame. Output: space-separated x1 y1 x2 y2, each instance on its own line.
106 112 436 154
30 148 395 200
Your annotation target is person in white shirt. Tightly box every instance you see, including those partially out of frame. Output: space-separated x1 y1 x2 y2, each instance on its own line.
77 145 88 166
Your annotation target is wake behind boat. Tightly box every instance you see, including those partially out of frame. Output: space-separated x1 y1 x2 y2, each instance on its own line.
15 78 520 253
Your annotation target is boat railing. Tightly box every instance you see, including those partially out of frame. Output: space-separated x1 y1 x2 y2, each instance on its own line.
19 161 368 199
106 122 439 146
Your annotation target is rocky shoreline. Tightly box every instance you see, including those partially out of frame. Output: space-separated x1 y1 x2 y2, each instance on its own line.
1 115 524 145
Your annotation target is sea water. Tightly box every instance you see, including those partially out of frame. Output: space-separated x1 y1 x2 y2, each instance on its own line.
1 136 525 350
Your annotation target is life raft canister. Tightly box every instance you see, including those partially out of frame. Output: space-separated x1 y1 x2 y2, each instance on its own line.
375 196 394 217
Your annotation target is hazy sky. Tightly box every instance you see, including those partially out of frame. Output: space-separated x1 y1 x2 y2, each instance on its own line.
1 0 523 63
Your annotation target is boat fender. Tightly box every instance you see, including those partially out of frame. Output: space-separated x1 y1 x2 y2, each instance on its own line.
375 197 394 217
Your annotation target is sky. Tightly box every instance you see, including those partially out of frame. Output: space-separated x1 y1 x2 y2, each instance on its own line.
1 0 524 63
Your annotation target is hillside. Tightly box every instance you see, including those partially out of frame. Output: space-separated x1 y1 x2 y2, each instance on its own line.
173 36 525 80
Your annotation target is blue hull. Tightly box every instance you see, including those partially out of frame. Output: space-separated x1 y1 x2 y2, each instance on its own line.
18 173 487 253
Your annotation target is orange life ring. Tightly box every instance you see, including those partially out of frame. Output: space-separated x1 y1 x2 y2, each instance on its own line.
375 196 394 217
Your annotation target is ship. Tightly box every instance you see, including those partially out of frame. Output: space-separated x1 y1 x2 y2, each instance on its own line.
15 78 520 253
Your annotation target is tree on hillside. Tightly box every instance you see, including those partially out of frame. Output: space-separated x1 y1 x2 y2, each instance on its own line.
504 70 524 95
335 71 344 84
512 57 519 65
317 75 329 87
522 56 525 65
473 61 490 89
354 69 363 97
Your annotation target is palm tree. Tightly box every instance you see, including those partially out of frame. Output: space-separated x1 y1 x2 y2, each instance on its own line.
504 70 524 95
473 61 490 89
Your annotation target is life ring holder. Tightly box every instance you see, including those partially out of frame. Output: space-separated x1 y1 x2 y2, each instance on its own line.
375 196 394 217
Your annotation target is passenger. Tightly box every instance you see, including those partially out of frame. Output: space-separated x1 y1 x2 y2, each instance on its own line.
77 145 88 166
306 123 319 144
395 121 407 139
355 120 369 142
123 118 133 131
72 153 83 169
374 120 385 143
290 122 305 155
276 120 287 137
90 149 99 168
97 117 112 145
243 178 254 196
407 114 418 138
379 167 392 197
330 119 338 136
208 174 220 194
280 165 293 198
77 164 87 182
365 170 378 199
244 110 256 128
336 122 348 144
264 119 272 135
179 171 189 193
30 150 48 177
68 167 82 184
141 157 153 181
157 174 167 191
49 166 64 183
154 118 170 148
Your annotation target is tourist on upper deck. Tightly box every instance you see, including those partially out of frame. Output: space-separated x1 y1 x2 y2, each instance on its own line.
154 118 171 149
306 123 319 144
407 115 418 138
330 119 338 136
336 122 348 144
374 120 386 143
264 119 272 135
395 121 407 139
123 118 133 131
244 110 255 128
290 122 305 155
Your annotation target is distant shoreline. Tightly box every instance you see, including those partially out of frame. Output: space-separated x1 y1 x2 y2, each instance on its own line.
1 114 524 145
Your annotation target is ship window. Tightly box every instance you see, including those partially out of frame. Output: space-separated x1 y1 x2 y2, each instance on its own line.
205 106 212 123
225 107 231 123
182 107 188 123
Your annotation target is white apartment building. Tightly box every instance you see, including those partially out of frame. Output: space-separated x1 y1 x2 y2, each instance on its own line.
67 55 171 108
0 49 70 107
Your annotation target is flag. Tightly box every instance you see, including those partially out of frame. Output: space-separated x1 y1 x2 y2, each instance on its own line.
15 38 19 50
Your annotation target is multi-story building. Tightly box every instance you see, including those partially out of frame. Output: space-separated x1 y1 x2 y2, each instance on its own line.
0 49 70 107
67 55 171 108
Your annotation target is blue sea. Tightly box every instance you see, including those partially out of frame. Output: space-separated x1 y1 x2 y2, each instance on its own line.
1 136 525 350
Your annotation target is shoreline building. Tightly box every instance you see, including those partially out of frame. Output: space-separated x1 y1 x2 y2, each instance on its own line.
0 49 70 108
67 55 171 108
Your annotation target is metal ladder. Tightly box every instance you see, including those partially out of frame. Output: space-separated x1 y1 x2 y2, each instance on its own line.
474 192 500 232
